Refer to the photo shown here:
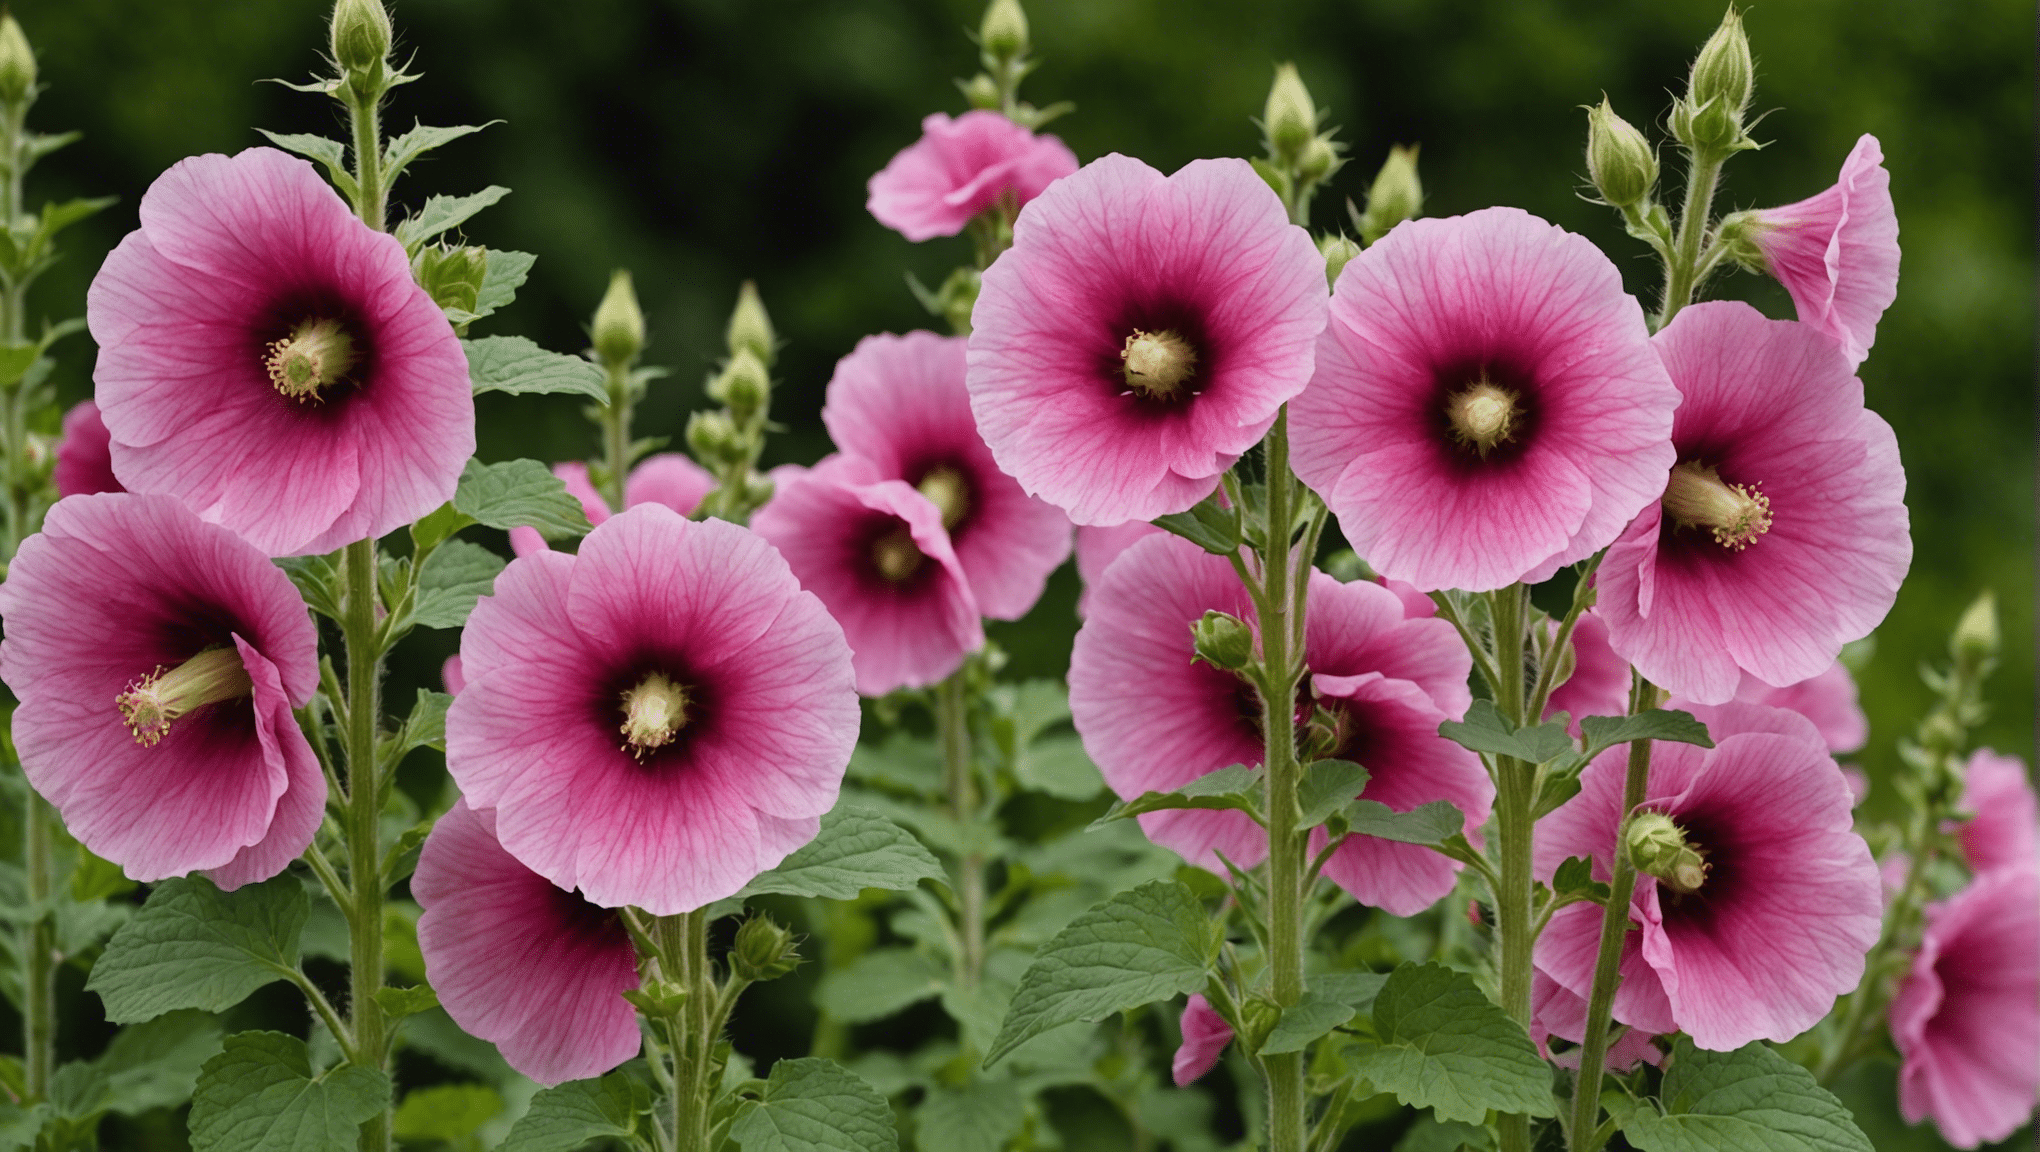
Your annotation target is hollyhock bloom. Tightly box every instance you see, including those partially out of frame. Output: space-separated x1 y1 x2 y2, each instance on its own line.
54 401 122 497
447 504 857 913
1530 971 1662 1072
1731 663 1868 755
1890 867 2040 1148
1172 994 1233 1086
1600 302 1909 705
414 800 640 1086
0 493 321 887
507 454 715 557
967 154 1327 525
1372 576 1436 620
754 457 983 695
1544 610 1629 736
1070 533 1486 916
1740 135 1899 368
1292 207 1678 592
1534 702 1881 1050
87 147 473 557
1955 749 2038 875
1074 521 1161 617
867 110 1078 242
442 656 465 695
822 331 1070 619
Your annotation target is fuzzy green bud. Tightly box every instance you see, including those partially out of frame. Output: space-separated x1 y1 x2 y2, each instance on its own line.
1263 64 1318 162
1688 7 1754 120
709 347 771 425
591 270 645 369
1317 234 1361 289
1358 145 1422 245
1625 810 1708 895
686 410 744 465
329 0 392 87
0 15 37 106
1296 135 1340 185
1191 610 1255 671
979 0 1029 62
732 917 801 982
962 73 1002 110
414 246 488 317
1585 97 1657 210
725 280 776 366
1951 591 1999 671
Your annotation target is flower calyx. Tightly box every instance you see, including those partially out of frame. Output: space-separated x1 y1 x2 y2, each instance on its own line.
264 317 357 404
118 647 254 746
1662 460 1771 550
1625 810 1709 895
732 916 801 982
1121 329 1199 401
619 672 691 759
1191 610 1256 672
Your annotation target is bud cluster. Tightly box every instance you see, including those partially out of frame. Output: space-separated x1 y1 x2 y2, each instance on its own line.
1256 64 1348 224
1671 6 1757 158
691 282 779 521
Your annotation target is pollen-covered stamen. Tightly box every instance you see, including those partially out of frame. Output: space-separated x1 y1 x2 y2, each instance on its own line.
116 647 254 746
619 672 691 758
1121 328 1199 401
1663 460 1772 550
869 523 927 583
263 317 357 403
1625 809 1710 896
916 466 970 531
1444 377 1520 454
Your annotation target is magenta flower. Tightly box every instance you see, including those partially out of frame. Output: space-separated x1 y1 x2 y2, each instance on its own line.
1890 866 2039 1148
446 504 858 914
967 154 1327 525
822 331 1070 620
54 401 122 497
1742 135 1899 368
754 457 983 695
866 111 1078 242
0 493 321 887
415 800 641 1086
1292 207 1678 592
1074 521 1161 617
87 148 473 557
1544 610 1629 737
508 454 714 557
1172 994 1233 1086
1534 702 1881 1050
1733 663 1868 755
1600 302 1910 704
1530 971 1661 1072
1956 749 2038 875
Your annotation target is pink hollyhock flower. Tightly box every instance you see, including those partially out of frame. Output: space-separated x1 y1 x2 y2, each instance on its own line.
867 111 1078 242
1600 302 1909 704
1730 662 1868 755
1074 521 1162 617
1372 575 1436 620
1172 994 1233 1086
1530 970 1662 1072
54 401 122 497
508 454 715 557
446 504 857 914
1740 135 1899 368
414 800 640 1086
1534 702 1880 1050
1544 610 1629 737
1890 866 2040 1148
0 493 321 887
442 656 465 695
1292 207 1678 592
967 154 1327 525
753 457 983 695
1070 533 1485 915
1955 749 2038 875
822 331 1069 620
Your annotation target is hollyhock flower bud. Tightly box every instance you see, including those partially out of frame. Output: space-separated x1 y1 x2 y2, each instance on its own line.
867 111 1077 243
1954 749 2038 875
1686 7 1754 125
1624 810 1709 894
329 0 392 90
414 245 488 317
1950 590 1999 671
1296 136 1341 185
725 280 776 365
686 409 745 464
732 916 801 982
0 494 323 888
507 455 714 559
962 73 1001 110
53 401 123 497
709 347 771 425
1191 610 1255 671
591 269 645 370
0 14 36 105
1356 145 1422 244
1263 64 1318 162
978 0 1029 62
1317 234 1361 289
1585 97 1657 210
1172 994 1233 1086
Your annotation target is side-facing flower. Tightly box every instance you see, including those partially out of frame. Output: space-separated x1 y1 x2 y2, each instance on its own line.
508 454 715 557
822 331 1069 619
1600 302 1909 704
55 400 123 497
0 493 321 887
447 504 858 913
1544 610 1629 736
415 800 641 1086
1735 135 1899 368
88 148 473 556
867 110 1078 242
1173 993 1234 1086
967 154 1327 525
1955 749 2038 875
1293 207 1679 591
1534 702 1881 1050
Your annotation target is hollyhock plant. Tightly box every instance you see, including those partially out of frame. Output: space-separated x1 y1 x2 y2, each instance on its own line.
507 454 715 557
754 457 983 695
1955 749 2038 874
966 154 1327 525
1889 866 2040 1148
821 330 1070 619
446 503 858 914
415 800 642 1086
0 493 321 887
53 400 122 497
867 110 1078 242
1599 302 1910 704
1534 702 1881 1050
87 147 473 557
1172 994 1233 1086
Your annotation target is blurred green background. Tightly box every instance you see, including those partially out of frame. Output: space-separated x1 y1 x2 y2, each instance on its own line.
8 0 2032 1146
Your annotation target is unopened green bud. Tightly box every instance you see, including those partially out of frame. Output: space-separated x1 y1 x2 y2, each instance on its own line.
725 281 775 365
414 246 487 317
1191 610 1255 671
979 0 1029 62
732 917 801 982
1238 995 1282 1054
1358 145 1422 245
1951 591 1999 670
962 72 1002 110
1547 629 1579 694
1263 64 1318 162
591 270 645 369
1625 810 1708 895
1296 135 1340 185
0 15 37 106
1585 97 1657 210
686 410 744 464
1688 6 1754 119
329 0 392 85
709 347 771 424
620 979 689 1017
1317 234 1361 289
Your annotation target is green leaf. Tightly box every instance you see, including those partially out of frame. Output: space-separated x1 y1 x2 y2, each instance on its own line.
412 539 505 629
499 1070 649 1152
1297 759 1370 827
255 131 357 199
1438 700 1576 765
1345 963 1555 1124
187 1032 390 1152
373 984 439 1021
393 1083 501 1143
380 122 497 185
1579 710 1715 762
1532 757 1586 820
51 1009 222 1119
915 1078 1023 1152
986 880 1214 1066
390 689 452 759
452 458 593 541
737 806 944 901
88 876 307 1023
472 248 537 318
814 948 946 1023
729 1058 899 1152
410 503 477 552
1394 1115 1495 1152
1313 971 1389 1015
1341 800 1464 845
1617 1038 1872 1152
1552 856 1609 904
1014 733 1105 800
275 554 344 621
395 186 511 250
1258 989 1359 1055
464 335 608 402
36 197 117 252
1089 764 1263 830
1150 494 1240 555
0 1103 48 1150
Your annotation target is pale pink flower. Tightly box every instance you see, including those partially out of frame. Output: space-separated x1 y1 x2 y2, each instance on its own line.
1073 521 1161 618
967 154 1327 525
1534 702 1880 1050
441 656 465 695
1743 135 1900 368
0 493 321 887
54 401 122 497
1890 867 2040 1148
1731 662 1868 755
87 148 473 556
1292 207 1678 592
1600 302 1909 704
1956 749 2038 875
508 455 714 557
1372 576 1436 620
822 331 1069 620
414 800 640 1086
867 111 1078 242
446 504 857 914
1172 994 1233 1086
1530 970 1662 1072
1544 610 1629 737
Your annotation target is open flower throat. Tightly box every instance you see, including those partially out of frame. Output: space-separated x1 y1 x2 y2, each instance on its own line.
1120 328 1200 401
619 671 692 759
117 646 254 746
1663 459 1772 551
1444 377 1523 455
263 316 360 403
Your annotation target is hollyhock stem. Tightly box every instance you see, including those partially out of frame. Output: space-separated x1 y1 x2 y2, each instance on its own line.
935 671 987 989
1486 583 1535 1152
1657 153 1724 328
344 78 386 233
599 357 632 512
343 537 391 1152
1528 554 1603 721
658 910 717 1152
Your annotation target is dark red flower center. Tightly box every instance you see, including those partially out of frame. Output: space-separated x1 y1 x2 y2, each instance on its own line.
1427 356 1544 468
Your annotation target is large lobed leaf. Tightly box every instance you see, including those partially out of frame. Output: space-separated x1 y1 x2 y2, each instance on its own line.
729 1058 899 1152
1617 1039 1873 1152
88 876 307 1024
187 1032 389 1152
738 806 944 901
1345 963 1555 1124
